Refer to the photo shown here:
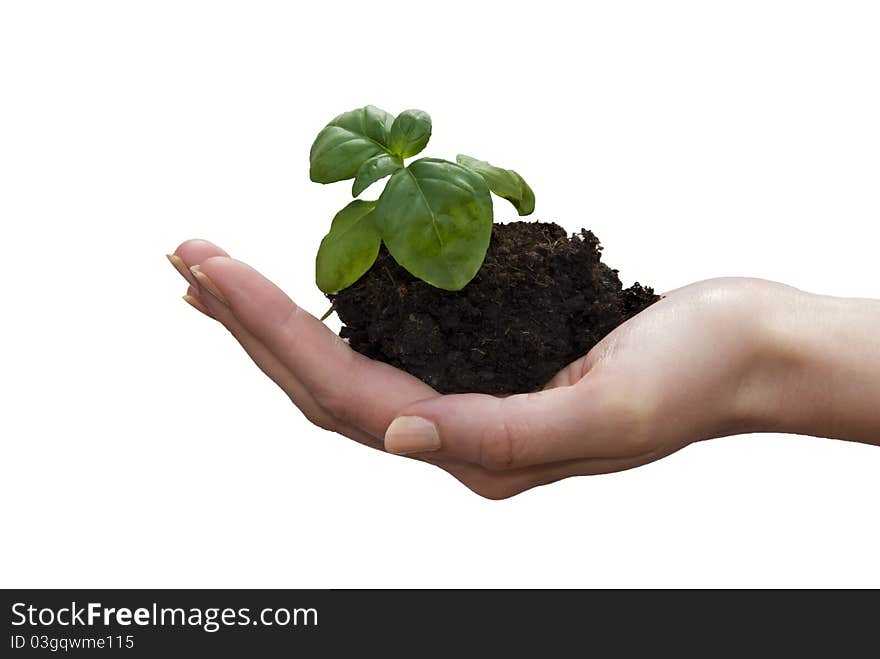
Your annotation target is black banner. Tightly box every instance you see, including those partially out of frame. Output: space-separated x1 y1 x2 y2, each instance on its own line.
1 589 872 655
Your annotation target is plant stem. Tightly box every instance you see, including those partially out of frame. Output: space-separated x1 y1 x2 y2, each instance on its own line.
320 304 335 321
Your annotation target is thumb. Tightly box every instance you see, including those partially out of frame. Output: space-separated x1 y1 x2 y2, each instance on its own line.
384 380 645 470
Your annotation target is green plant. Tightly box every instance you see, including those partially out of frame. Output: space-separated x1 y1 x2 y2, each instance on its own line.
310 106 535 292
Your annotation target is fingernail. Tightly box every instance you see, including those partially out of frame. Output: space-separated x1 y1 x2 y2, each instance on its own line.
166 253 199 288
190 265 229 305
182 294 212 317
384 416 441 455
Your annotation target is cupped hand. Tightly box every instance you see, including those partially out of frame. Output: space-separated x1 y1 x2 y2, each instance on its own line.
169 240 787 499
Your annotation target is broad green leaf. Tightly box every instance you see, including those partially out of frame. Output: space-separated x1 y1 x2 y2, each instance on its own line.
309 106 394 184
352 153 403 197
315 200 381 293
389 109 432 159
456 154 535 216
372 158 493 291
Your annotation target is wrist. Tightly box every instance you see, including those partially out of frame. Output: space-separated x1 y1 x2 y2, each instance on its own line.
743 286 880 442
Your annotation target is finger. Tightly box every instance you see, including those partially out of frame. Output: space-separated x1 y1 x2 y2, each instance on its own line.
174 238 230 263
386 378 648 470
167 239 230 289
181 287 212 317
193 256 437 438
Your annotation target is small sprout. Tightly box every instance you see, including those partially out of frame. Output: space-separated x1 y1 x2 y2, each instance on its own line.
310 106 535 293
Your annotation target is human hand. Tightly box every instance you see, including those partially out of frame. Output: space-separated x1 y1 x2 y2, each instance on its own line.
168 241 878 498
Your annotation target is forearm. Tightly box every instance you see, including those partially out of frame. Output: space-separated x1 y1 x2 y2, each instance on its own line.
754 289 880 444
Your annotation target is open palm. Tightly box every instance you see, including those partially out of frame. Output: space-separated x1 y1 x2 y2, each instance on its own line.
170 239 781 499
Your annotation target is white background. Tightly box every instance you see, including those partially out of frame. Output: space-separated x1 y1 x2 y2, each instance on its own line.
2 1 878 588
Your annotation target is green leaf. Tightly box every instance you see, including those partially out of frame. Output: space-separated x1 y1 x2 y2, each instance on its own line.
389 109 432 159
509 170 535 215
309 106 394 183
456 154 535 216
315 200 381 293
352 153 403 197
372 158 493 291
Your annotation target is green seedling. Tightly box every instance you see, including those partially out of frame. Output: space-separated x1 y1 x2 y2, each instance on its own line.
310 106 534 292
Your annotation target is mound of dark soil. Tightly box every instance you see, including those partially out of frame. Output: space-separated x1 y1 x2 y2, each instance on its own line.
329 221 658 394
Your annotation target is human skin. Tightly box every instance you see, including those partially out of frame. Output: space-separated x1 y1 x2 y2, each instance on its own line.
168 239 880 499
